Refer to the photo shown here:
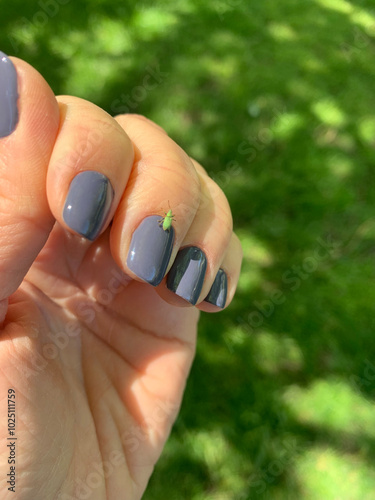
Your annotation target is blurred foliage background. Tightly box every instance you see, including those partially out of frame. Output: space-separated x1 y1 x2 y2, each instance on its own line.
2 0 375 498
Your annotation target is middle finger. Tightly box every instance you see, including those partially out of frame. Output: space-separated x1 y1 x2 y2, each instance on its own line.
111 114 201 287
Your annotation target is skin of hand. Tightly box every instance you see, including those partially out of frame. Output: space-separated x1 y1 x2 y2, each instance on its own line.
0 55 242 499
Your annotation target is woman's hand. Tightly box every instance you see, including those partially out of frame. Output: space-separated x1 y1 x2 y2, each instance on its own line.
0 53 242 499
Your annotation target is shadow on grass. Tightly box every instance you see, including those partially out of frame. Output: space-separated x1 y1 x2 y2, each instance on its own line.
2 0 375 497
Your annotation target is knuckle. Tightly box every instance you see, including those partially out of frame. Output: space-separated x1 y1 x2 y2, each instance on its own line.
203 177 233 234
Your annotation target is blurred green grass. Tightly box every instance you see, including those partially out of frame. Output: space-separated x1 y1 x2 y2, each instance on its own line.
2 0 375 498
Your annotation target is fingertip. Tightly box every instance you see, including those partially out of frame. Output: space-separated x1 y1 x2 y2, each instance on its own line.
125 215 176 286
0 52 18 138
6 54 60 150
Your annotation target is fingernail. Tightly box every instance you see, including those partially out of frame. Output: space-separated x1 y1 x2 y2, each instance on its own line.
0 51 19 138
63 171 114 241
127 215 175 286
204 269 228 308
167 246 207 305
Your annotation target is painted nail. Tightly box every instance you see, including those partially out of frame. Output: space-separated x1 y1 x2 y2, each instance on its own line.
0 51 19 138
63 171 114 241
204 269 228 308
167 246 207 305
127 215 175 286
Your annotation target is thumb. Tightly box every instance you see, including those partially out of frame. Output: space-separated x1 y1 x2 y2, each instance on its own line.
0 52 60 321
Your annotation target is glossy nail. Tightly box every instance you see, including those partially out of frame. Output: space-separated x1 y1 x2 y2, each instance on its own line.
127 215 175 286
204 269 228 308
0 51 19 138
167 246 207 305
63 171 114 240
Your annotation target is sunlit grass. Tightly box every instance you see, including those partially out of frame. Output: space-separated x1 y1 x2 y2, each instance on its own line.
283 378 375 437
312 98 347 128
253 331 304 375
296 447 375 499
314 0 353 15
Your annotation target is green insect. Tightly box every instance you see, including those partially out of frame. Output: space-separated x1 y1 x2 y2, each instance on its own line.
159 207 176 232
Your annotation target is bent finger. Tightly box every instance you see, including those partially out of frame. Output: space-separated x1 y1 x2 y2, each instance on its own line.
200 232 243 312
158 161 233 307
110 114 201 287
46 96 134 241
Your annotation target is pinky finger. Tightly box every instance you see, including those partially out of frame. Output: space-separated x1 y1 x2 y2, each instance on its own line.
198 232 243 313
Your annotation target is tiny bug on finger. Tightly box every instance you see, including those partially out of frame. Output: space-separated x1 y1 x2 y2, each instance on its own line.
158 207 176 232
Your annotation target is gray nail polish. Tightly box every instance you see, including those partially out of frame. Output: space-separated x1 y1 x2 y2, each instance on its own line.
63 171 114 241
0 51 19 138
167 246 207 305
127 215 175 286
204 269 228 308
